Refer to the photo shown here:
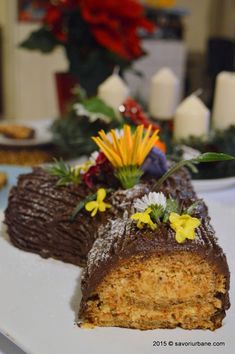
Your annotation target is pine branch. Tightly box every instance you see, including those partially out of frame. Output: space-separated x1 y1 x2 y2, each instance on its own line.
47 159 81 186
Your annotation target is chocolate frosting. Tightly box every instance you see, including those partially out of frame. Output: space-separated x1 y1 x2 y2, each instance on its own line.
80 217 230 306
4 164 230 324
79 171 230 317
5 166 204 267
5 168 97 266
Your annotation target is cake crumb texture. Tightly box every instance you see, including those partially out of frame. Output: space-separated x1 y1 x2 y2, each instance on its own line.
80 252 227 330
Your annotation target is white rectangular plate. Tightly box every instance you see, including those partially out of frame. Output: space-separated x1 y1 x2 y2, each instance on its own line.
0 201 235 354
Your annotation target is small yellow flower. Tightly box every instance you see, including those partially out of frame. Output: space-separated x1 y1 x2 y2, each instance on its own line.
131 207 157 231
85 188 111 217
169 212 201 243
72 161 92 176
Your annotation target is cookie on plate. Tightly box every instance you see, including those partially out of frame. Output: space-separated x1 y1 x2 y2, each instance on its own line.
0 172 7 190
0 124 35 140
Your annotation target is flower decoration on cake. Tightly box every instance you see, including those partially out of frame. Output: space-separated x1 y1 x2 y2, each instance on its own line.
85 188 111 217
83 152 113 188
72 155 97 177
141 147 168 178
131 208 157 231
92 124 159 189
47 159 82 186
169 212 201 243
132 191 168 226
131 191 201 243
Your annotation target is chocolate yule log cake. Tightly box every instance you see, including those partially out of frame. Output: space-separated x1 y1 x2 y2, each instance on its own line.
5 164 197 267
4 124 233 330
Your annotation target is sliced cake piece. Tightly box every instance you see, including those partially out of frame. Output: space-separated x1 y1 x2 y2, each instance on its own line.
79 215 230 330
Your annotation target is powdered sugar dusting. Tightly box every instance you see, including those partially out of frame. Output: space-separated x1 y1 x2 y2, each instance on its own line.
86 218 131 276
111 184 149 213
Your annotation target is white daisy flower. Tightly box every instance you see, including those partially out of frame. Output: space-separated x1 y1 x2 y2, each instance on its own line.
89 151 99 164
134 192 167 212
72 150 99 176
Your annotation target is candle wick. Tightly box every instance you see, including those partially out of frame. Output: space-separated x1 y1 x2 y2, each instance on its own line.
113 66 120 75
192 88 203 97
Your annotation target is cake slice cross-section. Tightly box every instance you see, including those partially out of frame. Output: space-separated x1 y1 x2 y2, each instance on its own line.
79 214 230 330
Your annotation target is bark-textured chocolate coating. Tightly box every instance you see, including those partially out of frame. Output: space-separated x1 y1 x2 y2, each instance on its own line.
80 216 230 308
5 166 206 267
5 168 96 266
79 169 230 324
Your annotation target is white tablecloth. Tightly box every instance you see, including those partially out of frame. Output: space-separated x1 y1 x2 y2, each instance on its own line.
0 186 235 354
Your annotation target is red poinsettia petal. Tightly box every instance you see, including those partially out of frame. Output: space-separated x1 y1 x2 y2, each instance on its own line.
44 6 62 26
137 17 155 32
91 26 131 59
122 26 143 57
43 0 154 60
82 5 119 31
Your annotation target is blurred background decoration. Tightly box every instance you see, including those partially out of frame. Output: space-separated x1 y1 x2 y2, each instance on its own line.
1 0 235 121
0 0 235 177
19 0 155 112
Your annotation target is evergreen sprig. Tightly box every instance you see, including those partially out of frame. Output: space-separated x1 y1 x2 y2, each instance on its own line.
47 159 81 186
70 193 97 221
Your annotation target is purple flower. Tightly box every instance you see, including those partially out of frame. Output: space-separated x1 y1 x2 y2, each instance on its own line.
141 147 168 178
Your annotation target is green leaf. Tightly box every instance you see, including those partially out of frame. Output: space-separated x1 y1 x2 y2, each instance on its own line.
20 28 59 53
115 166 143 189
70 187 113 221
153 152 235 190
82 97 117 121
193 152 235 163
70 193 97 221
150 205 165 223
163 197 179 222
185 161 199 173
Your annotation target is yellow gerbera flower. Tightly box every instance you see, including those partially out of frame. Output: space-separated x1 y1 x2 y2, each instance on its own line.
131 207 157 231
92 124 159 168
169 212 201 243
85 188 111 217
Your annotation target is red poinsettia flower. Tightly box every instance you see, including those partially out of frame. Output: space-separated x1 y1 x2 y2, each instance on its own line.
43 0 154 60
44 5 67 42
80 0 155 60
43 0 81 42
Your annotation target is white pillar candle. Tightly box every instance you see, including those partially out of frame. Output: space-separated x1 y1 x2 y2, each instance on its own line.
149 67 179 120
174 94 210 141
97 74 129 111
212 71 235 130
